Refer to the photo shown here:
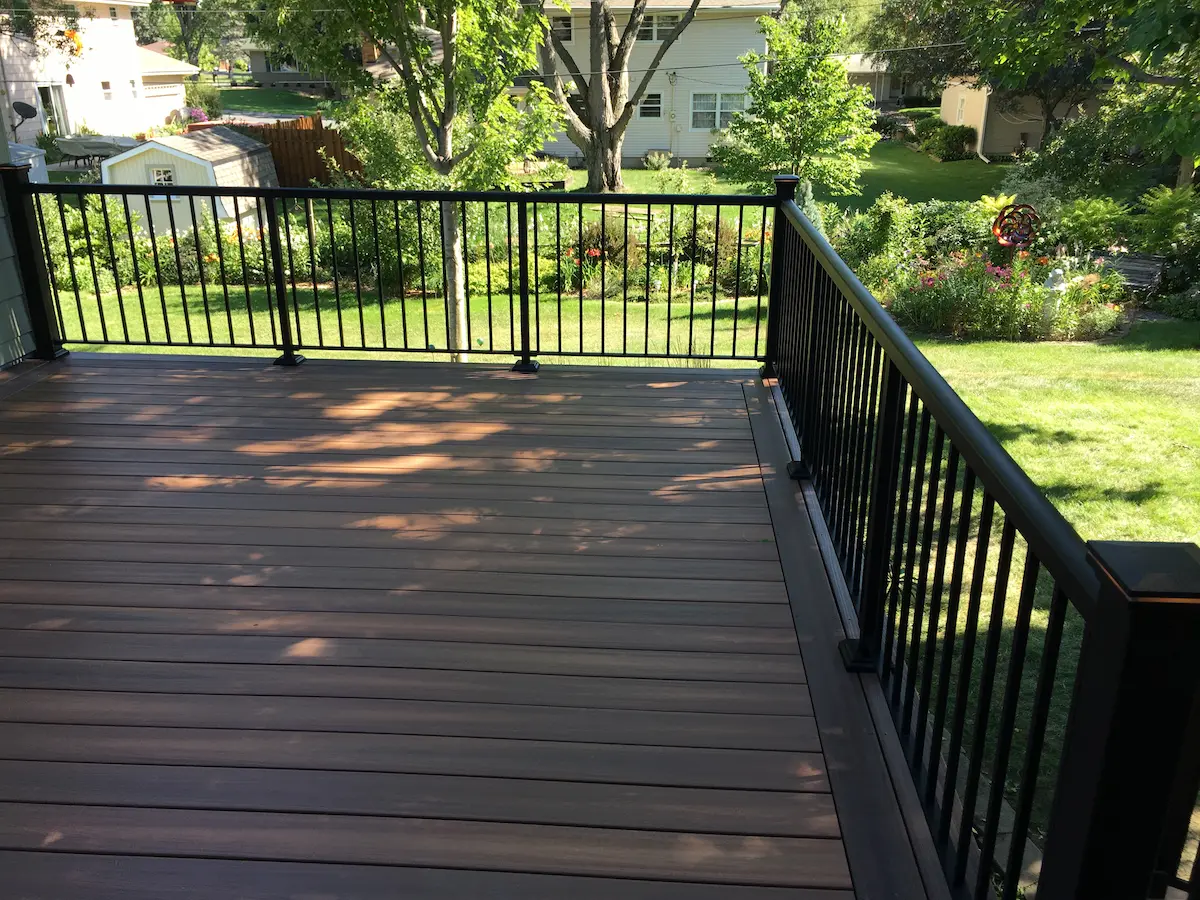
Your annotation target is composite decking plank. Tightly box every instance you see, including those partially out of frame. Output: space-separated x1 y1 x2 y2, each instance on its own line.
0 580 794 628
0 659 813 716
0 474 769 510
0 723 829 791
0 458 767 494
0 503 779 542
0 689 820 752
0 802 852 888
0 537 782 582
0 560 787 602
0 490 774 526
0 632 808 681
0 760 836 836
0 521 781 561
1 852 852 900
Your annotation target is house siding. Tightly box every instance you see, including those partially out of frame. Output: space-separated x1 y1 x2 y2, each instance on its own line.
542 9 769 165
1 2 186 143
104 145 219 235
940 79 1080 157
0 177 35 367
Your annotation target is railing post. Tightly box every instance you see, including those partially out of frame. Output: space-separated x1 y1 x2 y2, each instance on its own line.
1038 540 1200 899
512 197 538 373
264 194 304 367
839 358 906 672
760 174 799 378
0 165 68 361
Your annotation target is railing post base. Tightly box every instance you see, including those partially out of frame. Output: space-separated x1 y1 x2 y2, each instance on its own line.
838 638 878 673
273 353 306 367
511 360 540 374
786 460 810 480
759 362 776 379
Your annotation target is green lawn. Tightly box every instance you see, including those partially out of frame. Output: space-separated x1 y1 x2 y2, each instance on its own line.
47 170 91 184
564 141 1011 207
218 87 324 117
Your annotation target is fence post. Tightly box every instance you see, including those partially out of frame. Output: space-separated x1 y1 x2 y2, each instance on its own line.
760 174 799 378
0 165 68 361
839 358 906 672
512 198 539 373
1038 540 1200 899
263 195 304 366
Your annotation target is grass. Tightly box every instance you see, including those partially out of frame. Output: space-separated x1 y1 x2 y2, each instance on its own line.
218 87 324 118
563 142 1012 209
54 280 768 365
47 170 91 184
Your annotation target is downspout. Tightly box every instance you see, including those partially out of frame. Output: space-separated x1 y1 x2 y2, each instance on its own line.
976 84 991 163
667 70 677 157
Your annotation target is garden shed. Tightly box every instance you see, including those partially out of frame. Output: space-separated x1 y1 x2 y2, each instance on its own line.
100 126 278 235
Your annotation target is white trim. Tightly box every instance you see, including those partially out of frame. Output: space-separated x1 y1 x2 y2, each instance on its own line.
638 92 663 119
688 90 744 132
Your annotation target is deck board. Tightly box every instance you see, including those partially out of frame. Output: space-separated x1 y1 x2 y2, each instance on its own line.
0 356 924 897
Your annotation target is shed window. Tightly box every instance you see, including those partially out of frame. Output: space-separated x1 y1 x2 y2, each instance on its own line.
550 17 572 42
149 166 176 186
956 95 966 124
101 80 112 101
639 93 662 118
108 6 117 19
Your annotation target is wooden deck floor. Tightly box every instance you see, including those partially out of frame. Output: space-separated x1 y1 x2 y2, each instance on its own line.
0 355 930 900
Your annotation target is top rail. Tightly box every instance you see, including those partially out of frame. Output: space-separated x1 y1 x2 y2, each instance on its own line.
22 181 772 208
779 198 1100 618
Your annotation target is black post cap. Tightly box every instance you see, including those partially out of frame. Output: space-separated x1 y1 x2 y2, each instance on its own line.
1088 541 1200 602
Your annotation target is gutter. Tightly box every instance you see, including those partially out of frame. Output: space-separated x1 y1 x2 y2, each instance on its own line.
976 84 991 163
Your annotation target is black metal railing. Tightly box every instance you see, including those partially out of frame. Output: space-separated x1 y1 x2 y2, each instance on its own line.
6 172 774 367
767 174 1200 900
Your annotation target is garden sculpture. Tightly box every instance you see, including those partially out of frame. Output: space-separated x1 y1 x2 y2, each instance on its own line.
991 203 1040 250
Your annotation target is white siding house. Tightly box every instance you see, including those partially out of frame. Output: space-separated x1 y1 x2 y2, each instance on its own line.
0 1 198 143
542 0 778 165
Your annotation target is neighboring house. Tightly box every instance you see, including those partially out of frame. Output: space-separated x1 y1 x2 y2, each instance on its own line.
0 1 199 144
540 0 779 166
940 78 1086 158
841 54 904 108
100 125 278 234
245 46 324 89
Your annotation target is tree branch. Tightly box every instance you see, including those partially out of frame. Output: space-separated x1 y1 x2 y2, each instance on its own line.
1105 54 1185 87
539 23 592 141
616 0 701 131
613 0 647 72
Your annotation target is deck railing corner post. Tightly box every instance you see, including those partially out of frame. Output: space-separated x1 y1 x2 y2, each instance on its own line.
512 197 539 373
761 174 801 377
840 358 906 673
1038 540 1200 900
0 164 68 361
265 194 305 367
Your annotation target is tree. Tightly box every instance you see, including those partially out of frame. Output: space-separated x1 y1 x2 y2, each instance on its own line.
711 15 879 196
249 0 559 358
132 0 238 66
962 0 1200 185
539 0 702 193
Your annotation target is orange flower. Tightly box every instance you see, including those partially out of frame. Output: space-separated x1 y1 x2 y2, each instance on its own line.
1037 256 1050 265
63 29 83 56
1017 250 1029 259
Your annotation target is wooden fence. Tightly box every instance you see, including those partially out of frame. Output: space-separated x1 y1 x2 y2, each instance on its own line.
226 114 361 187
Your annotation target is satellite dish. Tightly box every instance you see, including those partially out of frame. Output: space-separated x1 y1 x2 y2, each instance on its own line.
12 101 38 129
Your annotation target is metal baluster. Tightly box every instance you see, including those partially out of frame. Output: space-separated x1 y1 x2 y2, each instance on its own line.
34 197 67 341
393 199 407 349
230 196 255 346
348 197 365 347
483 200 493 352
731 204 744 358
77 190 110 342
416 200 430 351
371 199 386 348
98 195 129 342
326 198 344 347
279 197 302 348
253 197 276 344
207 196 234 345
187 196 213 344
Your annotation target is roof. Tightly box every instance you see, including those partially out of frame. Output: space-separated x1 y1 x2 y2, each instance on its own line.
137 45 200 77
151 127 271 165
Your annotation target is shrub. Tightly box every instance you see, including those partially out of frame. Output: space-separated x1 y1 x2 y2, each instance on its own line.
923 124 977 161
644 150 673 171
1149 285 1200 321
913 117 944 141
827 192 923 271
874 112 904 137
918 200 993 255
184 81 223 120
1135 185 1199 256
35 131 63 164
1057 197 1130 251
903 108 940 122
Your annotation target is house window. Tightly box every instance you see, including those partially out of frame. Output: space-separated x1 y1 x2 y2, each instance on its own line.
639 93 662 118
149 166 176 187
550 17 572 42
956 95 966 124
691 92 744 130
130 78 138 99
108 6 117 19
637 14 679 41
101 80 112 101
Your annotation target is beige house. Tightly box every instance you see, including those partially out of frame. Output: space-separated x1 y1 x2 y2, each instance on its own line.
940 78 1084 158
100 126 278 235
841 54 903 108
0 0 198 144
541 0 779 165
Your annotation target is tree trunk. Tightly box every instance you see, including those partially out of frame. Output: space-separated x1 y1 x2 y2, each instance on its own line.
585 128 625 192
1178 156 1196 189
439 199 469 362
